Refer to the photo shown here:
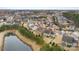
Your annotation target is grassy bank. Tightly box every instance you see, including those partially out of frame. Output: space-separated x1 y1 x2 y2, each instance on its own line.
18 26 44 45
40 43 64 51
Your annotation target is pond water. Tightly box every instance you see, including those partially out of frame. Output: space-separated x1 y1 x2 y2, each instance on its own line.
3 35 32 51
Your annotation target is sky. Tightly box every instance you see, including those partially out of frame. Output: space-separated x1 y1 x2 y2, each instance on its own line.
0 0 79 9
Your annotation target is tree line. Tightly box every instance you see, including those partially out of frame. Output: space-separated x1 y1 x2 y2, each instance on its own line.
63 12 79 27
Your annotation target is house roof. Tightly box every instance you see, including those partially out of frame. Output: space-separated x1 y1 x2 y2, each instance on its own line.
62 34 77 43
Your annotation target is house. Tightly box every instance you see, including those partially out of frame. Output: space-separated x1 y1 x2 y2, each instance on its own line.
62 34 78 47
28 23 38 30
43 30 55 37
71 31 79 41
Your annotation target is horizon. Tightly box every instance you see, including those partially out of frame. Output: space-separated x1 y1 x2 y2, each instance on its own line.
0 7 79 10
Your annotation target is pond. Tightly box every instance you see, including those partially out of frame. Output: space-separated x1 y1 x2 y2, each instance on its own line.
3 33 32 51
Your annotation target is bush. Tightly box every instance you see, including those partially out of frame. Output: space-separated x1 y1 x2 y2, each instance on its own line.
67 44 72 48
40 43 64 51
0 24 19 32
